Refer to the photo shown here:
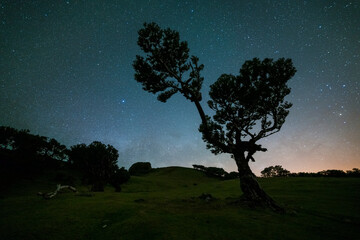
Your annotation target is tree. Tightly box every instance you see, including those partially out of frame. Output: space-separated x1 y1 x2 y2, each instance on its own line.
224 171 239 180
68 141 119 191
192 164 206 171
133 22 296 211
0 126 68 164
42 138 67 161
13 129 45 160
192 164 228 179
261 165 290 178
318 169 346 177
346 168 360 177
261 166 274 178
0 126 18 150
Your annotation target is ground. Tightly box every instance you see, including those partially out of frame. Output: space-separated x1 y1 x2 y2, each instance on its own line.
0 167 359 240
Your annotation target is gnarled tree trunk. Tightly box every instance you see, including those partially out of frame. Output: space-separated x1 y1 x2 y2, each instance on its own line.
235 153 284 212
38 184 77 199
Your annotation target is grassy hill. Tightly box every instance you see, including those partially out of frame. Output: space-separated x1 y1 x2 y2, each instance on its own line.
0 167 359 240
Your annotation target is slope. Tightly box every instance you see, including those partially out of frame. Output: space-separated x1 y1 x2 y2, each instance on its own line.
0 166 359 240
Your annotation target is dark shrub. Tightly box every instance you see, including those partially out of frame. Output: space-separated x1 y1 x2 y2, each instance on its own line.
192 164 206 171
129 162 152 176
346 168 360 177
261 165 290 178
193 164 229 179
68 141 119 191
318 169 346 177
111 167 130 192
224 171 239 180
205 167 227 178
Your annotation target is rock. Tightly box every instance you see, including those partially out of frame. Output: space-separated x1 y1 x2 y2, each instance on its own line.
198 193 215 202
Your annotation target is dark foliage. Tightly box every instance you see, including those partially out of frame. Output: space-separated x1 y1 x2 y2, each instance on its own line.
0 126 131 192
346 168 360 177
318 169 347 177
0 126 72 193
199 58 295 156
0 126 67 163
133 22 204 103
261 165 290 178
0 126 18 150
261 166 360 178
0 126 68 174
205 167 227 178
110 167 131 192
192 164 206 171
289 168 360 178
129 162 152 176
224 171 240 180
192 164 235 179
68 141 119 191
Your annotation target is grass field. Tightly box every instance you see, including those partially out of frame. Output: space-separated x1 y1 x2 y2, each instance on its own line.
0 167 359 240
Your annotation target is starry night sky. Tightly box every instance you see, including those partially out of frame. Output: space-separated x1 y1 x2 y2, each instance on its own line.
1 0 359 175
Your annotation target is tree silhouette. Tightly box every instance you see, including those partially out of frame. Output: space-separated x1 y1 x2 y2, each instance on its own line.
261 165 290 178
68 141 119 191
110 167 131 192
133 22 296 211
0 126 18 150
42 138 67 161
0 126 67 164
129 162 152 176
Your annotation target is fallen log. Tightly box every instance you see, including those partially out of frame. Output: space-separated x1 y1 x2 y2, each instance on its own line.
38 184 77 199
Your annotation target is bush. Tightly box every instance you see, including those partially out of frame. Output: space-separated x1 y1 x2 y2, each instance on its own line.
224 171 239 180
347 168 360 177
192 164 206 171
205 167 227 178
261 165 290 178
68 141 119 191
111 167 130 192
129 162 152 176
318 169 346 177
193 164 231 179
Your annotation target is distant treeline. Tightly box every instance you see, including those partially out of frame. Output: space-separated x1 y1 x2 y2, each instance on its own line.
192 164 360 179
0 126 130 192
261 165 360 178
192 164 239 180
288 169 360 178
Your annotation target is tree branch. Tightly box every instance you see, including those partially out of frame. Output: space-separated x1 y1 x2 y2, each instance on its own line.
253 109 278 142
158 58 182 82
38 184 77 199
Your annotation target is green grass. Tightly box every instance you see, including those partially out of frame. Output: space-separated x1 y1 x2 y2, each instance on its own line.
1 167 359 240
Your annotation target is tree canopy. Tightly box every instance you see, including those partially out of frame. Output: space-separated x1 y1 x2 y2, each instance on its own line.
68 141 119 191
200 58 295 157
0 126 67 163
261 165 290 178
134 22 204 104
